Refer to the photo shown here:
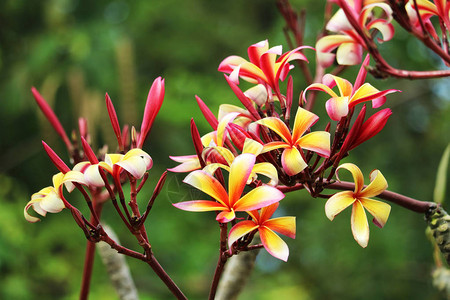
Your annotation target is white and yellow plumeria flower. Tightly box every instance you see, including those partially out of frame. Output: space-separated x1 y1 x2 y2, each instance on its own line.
75 148 153 187
24 171 87 223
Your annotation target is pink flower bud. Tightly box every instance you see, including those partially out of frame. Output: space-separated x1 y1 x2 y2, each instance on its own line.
350 108 392 150
138 77 165 148
42 141 71 173
105 93 123 150
195 95 218 130
32 87 72 151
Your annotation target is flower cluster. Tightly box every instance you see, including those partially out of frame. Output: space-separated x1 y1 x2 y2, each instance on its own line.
170 40 397 260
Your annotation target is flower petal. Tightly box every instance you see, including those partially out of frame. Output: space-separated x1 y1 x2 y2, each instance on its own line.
172 200 226 212
291 107 319 143
259 227 290 261
297 131 331 157
359 169 388 198
360 198 391 228
242 138 264 156
326 96 350 121
216 112 240 147
83 165 105 187
234 185 285 212
116 156 148 179
264 216 296 239
351 200 370 248
259 202 279 222
336 163 365 193
336 42 363 66
183 170 229 207
325 190 355 221
316 35 355 67
261 141 290 153
252 162 279 186
24 199 45 223
255 117 292 143
229 153 256 206
228 220 259 248
168 155 201 173
216 209 236 223
244 84 268 106
281 147 307 176
39 191 65 213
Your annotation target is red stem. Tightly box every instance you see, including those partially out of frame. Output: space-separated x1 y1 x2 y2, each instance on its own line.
147 253 188 300
79 201 104 300
208 223 229 300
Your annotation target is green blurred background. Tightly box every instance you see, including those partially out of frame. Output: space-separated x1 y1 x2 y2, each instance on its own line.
1 0 449 299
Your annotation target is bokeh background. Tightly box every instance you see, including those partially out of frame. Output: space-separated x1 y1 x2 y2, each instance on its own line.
1 0 449 299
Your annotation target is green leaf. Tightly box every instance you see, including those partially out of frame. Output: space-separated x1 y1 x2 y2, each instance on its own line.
434 144 450 204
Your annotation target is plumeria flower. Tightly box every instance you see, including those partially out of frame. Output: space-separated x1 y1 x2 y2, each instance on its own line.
325 163 391 248
303 57 398 121
254 107 330 176
228 202 296 261
203 138 279 186
218 40 310 96
173 153 285 223
74 148 153 187
316 0 394 67
24 171 87 223
406 0 449 43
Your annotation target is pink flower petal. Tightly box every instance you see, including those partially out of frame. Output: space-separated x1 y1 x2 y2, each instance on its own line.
216 209 236 223
168 155 201 173
173 200 226 212
326 96 350 121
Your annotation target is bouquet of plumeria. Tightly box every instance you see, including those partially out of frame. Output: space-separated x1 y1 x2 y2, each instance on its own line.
24 0 450 299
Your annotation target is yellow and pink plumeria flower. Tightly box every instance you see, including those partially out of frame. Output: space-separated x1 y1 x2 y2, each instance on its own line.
325 163 391 248
172 153 285 223
303 57 398 121
406 0 450 43
203 138 279 186
254 107 330 176
228 202 296 261
74 148 153 187
316 0 394 67
218 40 310 96
24 171 87 223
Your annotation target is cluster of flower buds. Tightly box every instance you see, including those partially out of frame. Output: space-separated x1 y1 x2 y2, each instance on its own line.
170 40 397 260
25 78 166 246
